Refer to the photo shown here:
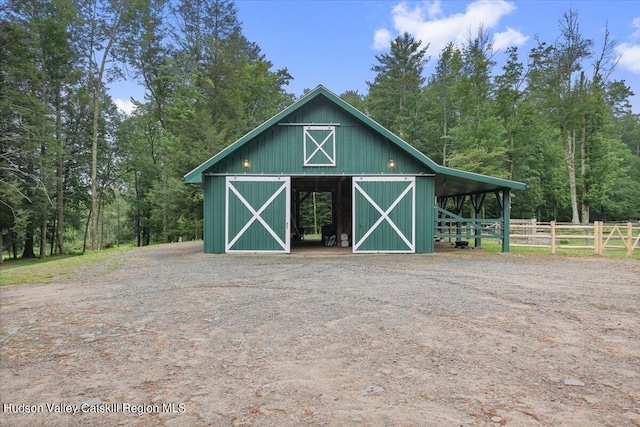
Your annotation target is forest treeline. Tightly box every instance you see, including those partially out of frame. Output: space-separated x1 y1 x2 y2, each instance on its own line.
1 0 639 259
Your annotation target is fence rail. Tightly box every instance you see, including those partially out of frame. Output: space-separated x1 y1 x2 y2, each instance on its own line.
510 221 640 256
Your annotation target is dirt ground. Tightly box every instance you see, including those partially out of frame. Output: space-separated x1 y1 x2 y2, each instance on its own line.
1 242 639 427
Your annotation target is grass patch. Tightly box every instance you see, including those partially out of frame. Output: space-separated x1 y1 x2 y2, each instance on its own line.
477 239 640 259
0 244 136 286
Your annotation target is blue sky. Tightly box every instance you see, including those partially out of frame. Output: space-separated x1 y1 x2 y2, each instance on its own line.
113 0 640 113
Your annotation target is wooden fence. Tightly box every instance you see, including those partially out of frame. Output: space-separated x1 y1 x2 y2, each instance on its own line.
510 220 640 256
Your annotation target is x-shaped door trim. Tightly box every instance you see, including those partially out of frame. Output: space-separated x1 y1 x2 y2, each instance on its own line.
353 178 415 252
304 125 335 166
226 177 290 252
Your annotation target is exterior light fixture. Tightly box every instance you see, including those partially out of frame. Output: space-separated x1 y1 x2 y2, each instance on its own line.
388 158 396 169
242 159 250 169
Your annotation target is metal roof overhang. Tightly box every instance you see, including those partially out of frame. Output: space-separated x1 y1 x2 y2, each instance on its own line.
434 166 526 198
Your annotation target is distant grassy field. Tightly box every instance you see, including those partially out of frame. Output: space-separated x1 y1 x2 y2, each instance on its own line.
474 239 640 259
0 245 135 286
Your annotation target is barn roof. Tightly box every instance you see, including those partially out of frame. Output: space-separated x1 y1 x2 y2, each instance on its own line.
184 85 525 197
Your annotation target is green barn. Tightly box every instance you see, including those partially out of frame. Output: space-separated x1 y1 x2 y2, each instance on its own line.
184 86 525 254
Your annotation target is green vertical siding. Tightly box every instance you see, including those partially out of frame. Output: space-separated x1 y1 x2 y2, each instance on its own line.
209 97 434 176
204 176 226 253
415 176 435 253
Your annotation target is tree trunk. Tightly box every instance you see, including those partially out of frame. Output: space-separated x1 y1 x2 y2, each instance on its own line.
82 204 91 255
194 205 199 241
312 192 318 235
90 82 100 250
509 106 519 180
564 129 580 224
12 231 18 260
55 89 65 254
22 225 36 258
39 219 47 259
580 116 589 224
99 196 104 249
116 190 120 247
442 113 448 166
143 222 150 246
134 172 141 247
50 218 55 256
88 4 122 250
162 173 168 243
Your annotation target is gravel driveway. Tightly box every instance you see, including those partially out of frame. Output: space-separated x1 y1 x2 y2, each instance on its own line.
1 242 639 426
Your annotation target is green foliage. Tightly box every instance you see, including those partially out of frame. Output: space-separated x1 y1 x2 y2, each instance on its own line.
365 10 639 224
114 0 294 246
2 1 639 259
340 91 366 111
299 193 332 235
423 42 463 164
367 32 429 144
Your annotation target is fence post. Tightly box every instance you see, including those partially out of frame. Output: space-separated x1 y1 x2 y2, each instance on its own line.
593 221 598 255
627 222 633 257
550 220 556 254
598 221 603 255
531 218 537 244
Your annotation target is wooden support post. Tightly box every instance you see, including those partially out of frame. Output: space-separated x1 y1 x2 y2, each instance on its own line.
501 190 510 253
436 197 448 242
593 221 599 256
550 220 556 254
455 195 465 242
335 180 342 245
627 222 633 257
471 193 485 248
295 190 301 238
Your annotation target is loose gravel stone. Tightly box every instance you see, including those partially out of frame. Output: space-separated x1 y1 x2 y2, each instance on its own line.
82 397 101 406
564 378 586 386
0 242 638 427
360 386 385 396
199 412 214 422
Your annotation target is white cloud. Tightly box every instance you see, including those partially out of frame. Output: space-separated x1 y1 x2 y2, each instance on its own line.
373 0 519 54
616 43 640 73
493 27 529 51
115 98 136 115
426 0 443 19
373 28 393 50
632 16 640 39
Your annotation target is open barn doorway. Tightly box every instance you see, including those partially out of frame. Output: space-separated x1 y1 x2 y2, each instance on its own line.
291 177 352 252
